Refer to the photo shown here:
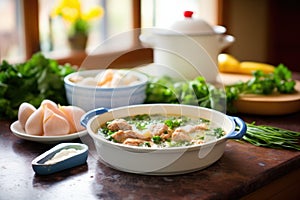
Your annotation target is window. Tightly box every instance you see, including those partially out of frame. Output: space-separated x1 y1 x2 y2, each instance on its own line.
0 0 25 63
42 0 143 66
39 0 133 53
0 0 220 66
141 0 219 28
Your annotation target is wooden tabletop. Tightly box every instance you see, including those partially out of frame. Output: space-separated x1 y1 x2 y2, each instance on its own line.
1 111 300 199
1 73 299 199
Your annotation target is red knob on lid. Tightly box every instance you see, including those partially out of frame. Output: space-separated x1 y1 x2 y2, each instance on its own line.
184 11 194 18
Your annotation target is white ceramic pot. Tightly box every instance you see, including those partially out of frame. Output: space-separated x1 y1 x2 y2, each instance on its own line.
81 104 246 175
139 12 235 82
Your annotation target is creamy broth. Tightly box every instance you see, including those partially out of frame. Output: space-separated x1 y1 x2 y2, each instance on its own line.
98 114 225 148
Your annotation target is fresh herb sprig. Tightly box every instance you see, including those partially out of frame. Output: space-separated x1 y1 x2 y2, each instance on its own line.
243 123 300 151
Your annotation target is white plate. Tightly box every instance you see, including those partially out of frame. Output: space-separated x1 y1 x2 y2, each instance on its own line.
10 121 88 144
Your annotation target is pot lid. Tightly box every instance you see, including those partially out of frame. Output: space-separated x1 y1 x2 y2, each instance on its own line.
168 11 216 35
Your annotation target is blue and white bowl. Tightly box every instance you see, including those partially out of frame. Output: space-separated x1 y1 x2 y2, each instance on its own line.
64 69 148 111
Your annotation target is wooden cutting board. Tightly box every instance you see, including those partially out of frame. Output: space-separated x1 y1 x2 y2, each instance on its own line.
218 73 300 115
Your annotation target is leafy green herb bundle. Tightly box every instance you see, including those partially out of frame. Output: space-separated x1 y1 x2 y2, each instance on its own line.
225 64 296 104
145 64 296 113
0 53 76 119
145 76 227 112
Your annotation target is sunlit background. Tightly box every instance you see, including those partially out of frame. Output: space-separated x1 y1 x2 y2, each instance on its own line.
0 0 217 63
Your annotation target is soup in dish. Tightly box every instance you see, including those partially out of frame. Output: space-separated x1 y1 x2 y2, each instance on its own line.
98 114 225 148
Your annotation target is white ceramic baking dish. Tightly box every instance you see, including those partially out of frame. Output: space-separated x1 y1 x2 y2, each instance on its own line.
81 104 246 175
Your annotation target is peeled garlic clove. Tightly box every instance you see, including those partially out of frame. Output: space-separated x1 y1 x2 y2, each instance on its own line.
25 107 44 136
41 99 72 135
18 102 36 129
69 75 84 83
41 99 58 108
77 77 97 86
41 99 67 119
96 69 114 86
110 73 122 87
43 107 70 136
59 106 86 133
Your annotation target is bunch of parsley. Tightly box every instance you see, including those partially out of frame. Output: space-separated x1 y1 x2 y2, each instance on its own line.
145 76 227 112
0 53 75 119
145 64 296 113
225 64 296 111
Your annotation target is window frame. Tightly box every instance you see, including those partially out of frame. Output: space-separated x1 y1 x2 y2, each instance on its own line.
23 0 40 59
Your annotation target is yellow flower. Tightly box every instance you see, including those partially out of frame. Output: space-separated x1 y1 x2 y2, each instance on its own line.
60 7 80 23
51 0 104 35
58 0 81 11
62 0 81 10
51 0 81 18
82 6 104 21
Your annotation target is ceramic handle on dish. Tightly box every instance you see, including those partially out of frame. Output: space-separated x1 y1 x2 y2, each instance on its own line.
80 107 109 128
226 116 247 139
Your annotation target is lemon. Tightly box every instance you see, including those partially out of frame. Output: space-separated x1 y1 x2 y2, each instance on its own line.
218 53 276 74
239 62 275 74
218 53 240 73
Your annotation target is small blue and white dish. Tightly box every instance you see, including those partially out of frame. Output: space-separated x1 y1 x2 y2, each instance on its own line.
32 143 88 175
